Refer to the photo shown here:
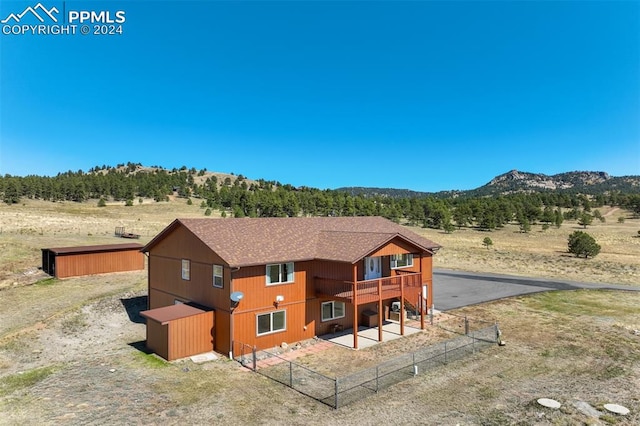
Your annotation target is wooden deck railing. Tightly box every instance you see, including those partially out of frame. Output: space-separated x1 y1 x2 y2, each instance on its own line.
314 272 423 304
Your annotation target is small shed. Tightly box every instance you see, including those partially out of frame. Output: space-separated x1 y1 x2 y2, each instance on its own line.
140 304 215 361
41 243 144 279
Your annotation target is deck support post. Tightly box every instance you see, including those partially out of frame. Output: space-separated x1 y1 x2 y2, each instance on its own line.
400 274 405 336
378 278 383 342
419 253 425 329
353 264 358 350
420 285 425 330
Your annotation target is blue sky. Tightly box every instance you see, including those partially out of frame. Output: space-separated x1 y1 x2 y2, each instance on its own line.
1 1 638 192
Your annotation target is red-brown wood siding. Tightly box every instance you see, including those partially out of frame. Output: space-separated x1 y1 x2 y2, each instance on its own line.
230 261 315 351
145 319 169 360
53 249 144 278
421 255 433 307
216 311 231 356
232 302 313 350
145 311 214 361
147 224 230 312
368 239 417 258
167 311 215 361
149 288 186 308
231 263 309 311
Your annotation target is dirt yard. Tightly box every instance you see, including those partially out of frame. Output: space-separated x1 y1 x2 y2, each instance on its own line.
1 200 639 424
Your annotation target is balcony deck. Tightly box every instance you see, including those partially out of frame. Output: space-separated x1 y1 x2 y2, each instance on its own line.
315 272 423 305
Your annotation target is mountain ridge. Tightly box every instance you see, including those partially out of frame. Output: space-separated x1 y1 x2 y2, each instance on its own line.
336 169 640 198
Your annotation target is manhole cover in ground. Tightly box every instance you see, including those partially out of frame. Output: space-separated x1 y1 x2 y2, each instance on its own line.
603 404 630 416
537 398 561 409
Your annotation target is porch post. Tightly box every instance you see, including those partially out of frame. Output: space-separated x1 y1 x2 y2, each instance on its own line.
400 274 405 336
353 264 358 350
378 278 383 342
420 290 425 330
420 253 425 330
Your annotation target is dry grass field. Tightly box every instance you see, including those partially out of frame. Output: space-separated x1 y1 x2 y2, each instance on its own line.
0 199 639 424
418 206 640 286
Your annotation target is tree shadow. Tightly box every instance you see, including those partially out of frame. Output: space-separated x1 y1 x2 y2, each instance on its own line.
556 252 576 258
120 295 147 324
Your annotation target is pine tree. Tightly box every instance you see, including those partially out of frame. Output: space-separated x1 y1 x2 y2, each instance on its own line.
567 231 600 258
482 237 493 250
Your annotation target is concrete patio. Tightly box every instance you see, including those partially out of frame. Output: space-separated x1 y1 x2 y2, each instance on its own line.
321 320 424 349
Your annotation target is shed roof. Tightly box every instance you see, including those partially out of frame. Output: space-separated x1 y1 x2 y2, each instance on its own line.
144 217 440 267
42 243 143 255
140 304 207 324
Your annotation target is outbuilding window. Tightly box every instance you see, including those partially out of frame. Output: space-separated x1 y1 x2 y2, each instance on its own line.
257 310 286 335
266 262 294 285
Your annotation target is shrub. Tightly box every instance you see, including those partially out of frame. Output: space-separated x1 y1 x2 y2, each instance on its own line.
443 222 454 234
482 237 493 250
577 212 593 228
97 198 106 207
568 231 601 258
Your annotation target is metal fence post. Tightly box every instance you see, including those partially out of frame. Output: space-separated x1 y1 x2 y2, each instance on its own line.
334 378 339 409
289 361 293 387
464 316 469 335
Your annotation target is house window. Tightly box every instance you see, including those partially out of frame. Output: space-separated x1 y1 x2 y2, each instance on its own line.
321 301 345 322
390 253 413 269
266 262 294 285
256 310 286 336
181 259 190 280
213 265 223 288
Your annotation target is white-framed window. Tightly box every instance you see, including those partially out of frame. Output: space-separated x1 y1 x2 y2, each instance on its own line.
256 310 286 336
321 301 345 322
181 259 190 280
390 253 413 269
213 264 223 288
266 262 294 285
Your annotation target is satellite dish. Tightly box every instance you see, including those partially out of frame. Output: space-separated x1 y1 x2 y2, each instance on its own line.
230 291 244 303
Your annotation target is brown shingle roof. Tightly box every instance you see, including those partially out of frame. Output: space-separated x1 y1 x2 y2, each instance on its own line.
144 217 440 267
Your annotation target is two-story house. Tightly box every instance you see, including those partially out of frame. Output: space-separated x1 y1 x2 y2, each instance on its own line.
141 216 440 360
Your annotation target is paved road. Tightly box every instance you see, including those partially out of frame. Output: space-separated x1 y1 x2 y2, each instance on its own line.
433 268 638 311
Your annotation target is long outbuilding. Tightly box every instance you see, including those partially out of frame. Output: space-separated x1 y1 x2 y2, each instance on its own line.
41 243 145 278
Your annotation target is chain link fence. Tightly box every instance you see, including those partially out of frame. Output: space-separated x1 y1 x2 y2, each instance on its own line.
235 319 500 409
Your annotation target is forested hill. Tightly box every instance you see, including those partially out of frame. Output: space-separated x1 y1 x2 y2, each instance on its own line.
338 170 640 198
1 163 639 231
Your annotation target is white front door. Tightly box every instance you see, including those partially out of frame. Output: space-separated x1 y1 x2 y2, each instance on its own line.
364 256 382 280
